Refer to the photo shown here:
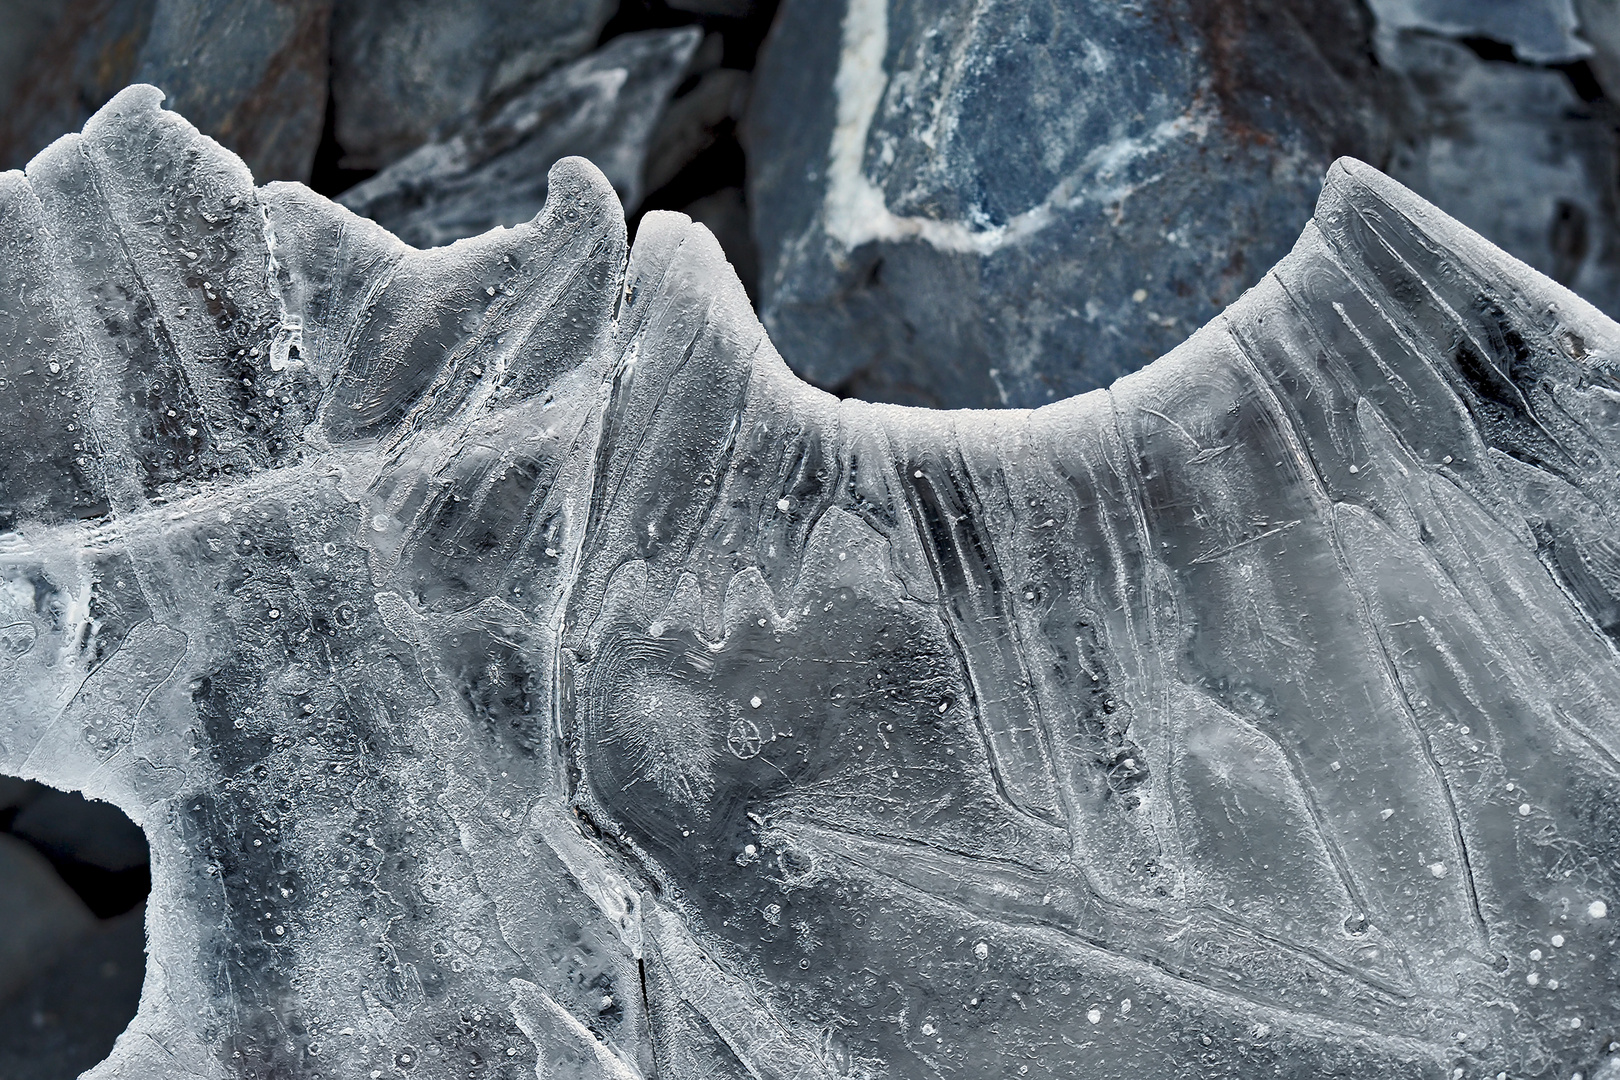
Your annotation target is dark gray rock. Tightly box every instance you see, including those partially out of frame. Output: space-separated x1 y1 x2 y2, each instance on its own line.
667 0 754 16
744 0 1395 407
0 906 146 1080
0 0 328 182
339 28 702 248
329 0 620 172
0 774 41 813
1380 32 1620 312
133 0 331 182
643 66 749 197
10 789 150 874
1367 0 1588 62
0 0 157 172
0 834 94 1005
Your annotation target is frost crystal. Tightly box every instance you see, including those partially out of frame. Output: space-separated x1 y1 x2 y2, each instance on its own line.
2 85 1619 1079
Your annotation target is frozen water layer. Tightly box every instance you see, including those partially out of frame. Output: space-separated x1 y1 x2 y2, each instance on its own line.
0 85 1617 1079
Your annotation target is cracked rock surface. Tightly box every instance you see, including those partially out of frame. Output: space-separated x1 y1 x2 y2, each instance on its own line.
743 0 1620 413
743 0 1397 408
2 86 1620 1079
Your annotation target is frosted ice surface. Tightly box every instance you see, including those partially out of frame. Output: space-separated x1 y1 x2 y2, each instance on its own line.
1364 0 1590 63
2 85 1620 1079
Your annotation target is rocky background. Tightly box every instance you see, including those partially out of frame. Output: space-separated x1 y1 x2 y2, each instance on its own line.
0 0 1617 1073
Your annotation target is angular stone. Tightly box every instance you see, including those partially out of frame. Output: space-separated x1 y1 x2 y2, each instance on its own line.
0 0 157 172
0 906 147 1080
666 0 754 15
1381 32 1620 311
3 86 1620 1080
133 0 331 182
642 65 749 198
1366 0 1590 62
339 28 702 248
743 0 1395 408
1576 0 1620 99
329 0 619 172
0 0 328 182
11 789 151 875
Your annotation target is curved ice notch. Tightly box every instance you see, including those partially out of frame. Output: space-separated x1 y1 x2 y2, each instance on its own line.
1 84 1618 1079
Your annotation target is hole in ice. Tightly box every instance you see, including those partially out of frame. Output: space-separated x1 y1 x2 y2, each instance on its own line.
0 774 148 1077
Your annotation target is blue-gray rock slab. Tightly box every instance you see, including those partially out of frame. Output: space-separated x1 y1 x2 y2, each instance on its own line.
0 0 330 183
1366 0 1590 62
339 28 703 248
743 0 1394 408
0 905 146 1080
329 0 620 172
9 789 150 874
134 0 331 182
0 834 95 1006
1380 32 1620 318
0 0 158 172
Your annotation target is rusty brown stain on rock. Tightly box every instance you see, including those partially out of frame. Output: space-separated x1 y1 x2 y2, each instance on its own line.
207 0 331 182
0 0 328 182
1151 0 1396 165
0 0 156 171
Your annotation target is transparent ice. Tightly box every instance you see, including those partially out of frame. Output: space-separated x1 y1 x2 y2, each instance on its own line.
1 86 1618 1079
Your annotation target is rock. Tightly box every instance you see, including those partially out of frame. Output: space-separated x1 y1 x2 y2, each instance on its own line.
0 834 95 1006
1576 0 1620 99
0 774 42 815
0 906 147 1080
0 0 328 182
1380 32 1620 308
329 0 620 172
8 86 1620 1079
1366 0 1590 62
10 789 151 875
133 0 331 182
0 0 157 172
642 66 749 198
743 0 1395 407
339 28 702 248
667 0 754 15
